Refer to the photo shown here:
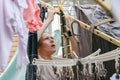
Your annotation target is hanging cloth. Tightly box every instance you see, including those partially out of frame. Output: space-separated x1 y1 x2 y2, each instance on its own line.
23 0 43 32
37 3 47 22
23 0 43 80
0 0 29 71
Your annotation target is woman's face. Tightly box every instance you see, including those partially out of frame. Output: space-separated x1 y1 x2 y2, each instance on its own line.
39 33 56 54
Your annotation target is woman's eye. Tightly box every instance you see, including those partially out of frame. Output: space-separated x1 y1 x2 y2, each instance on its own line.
44 36 54 40
51 37 54 39
45 37 49 39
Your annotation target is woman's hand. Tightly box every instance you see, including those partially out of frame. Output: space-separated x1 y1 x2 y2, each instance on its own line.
47 9 59 21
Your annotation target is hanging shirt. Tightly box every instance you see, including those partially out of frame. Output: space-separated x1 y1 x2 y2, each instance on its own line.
23 0 43 32
0 0 29 70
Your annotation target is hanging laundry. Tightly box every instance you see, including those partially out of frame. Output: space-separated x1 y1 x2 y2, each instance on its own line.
0 0 29 71
23 0 43 80
37 3 47 22
110 73 120 80
23 0 43 32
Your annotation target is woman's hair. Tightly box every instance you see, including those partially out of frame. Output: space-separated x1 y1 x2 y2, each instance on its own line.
38 32 51 48
38 39 41 48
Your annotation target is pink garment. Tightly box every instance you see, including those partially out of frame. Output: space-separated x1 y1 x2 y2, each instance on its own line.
0 0 29 70
23 0 43 32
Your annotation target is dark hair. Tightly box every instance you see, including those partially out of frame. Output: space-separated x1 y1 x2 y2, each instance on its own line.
38 39 41 48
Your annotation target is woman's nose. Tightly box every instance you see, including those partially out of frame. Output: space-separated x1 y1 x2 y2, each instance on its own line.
49 38 54 42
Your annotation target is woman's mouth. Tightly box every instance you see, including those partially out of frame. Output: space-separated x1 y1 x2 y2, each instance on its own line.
51 44 55 48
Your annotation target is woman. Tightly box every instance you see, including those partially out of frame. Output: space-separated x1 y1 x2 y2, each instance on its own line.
36 9 78 80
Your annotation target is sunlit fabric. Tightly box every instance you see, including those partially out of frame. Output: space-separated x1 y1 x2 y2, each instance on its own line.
0 0 29 71
23 0 43 32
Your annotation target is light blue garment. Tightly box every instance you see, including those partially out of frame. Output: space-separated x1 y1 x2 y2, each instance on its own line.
0 50 26 80
52 30 61 56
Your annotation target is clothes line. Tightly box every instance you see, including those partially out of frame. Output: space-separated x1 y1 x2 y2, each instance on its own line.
32 48 120 66
32 58 77 66
43 1 120 47
81 48 120 64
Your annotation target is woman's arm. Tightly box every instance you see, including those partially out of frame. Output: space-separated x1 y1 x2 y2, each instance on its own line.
69 36 78 54
69 34 82 58
37 9 58 40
